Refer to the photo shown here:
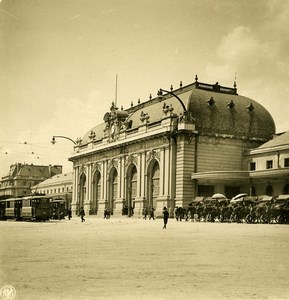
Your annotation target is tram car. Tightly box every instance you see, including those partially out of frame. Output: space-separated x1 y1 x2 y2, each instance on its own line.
0 195 52 221
50 198 68 220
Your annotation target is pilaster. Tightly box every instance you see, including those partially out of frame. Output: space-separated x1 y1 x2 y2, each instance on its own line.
71 166 79 216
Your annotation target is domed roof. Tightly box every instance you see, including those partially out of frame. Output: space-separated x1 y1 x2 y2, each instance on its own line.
81 80 276 145
82 123 106 145
187 87 275 140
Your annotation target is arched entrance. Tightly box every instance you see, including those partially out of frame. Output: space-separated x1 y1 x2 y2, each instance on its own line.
108 167 118 215
79 173 86 214
147 160 160 211
266 185 273 196
91 170 101 215
126 164 137 217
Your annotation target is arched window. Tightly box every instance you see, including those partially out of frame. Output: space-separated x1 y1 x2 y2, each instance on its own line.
91 171 101 215
109 167 118 214
79 173 86 212
126 165 137 216
131 166 137 201
151 162 160 209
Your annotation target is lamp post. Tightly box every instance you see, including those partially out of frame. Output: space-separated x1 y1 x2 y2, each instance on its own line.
159 88 187 114
51 135 80 145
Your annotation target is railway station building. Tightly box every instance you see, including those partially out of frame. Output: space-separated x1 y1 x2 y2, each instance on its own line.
68 76 278 217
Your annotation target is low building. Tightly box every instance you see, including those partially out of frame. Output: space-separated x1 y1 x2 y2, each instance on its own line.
68 76 276 217
31 172 73 210
0 163 62 199
245 131 289 196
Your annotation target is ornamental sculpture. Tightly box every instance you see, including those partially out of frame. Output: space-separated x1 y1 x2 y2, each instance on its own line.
103 102 129 142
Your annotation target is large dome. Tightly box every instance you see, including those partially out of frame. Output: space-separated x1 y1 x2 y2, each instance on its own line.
81 81 276 145
187 87 276 140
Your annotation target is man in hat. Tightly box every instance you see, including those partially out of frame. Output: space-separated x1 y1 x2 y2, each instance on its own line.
79 207 85 222
163 207 169 229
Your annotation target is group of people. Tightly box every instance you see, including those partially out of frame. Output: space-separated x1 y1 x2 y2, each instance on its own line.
51 208 72 221
77 206 170 228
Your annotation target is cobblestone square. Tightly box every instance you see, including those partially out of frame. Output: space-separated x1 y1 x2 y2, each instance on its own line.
1 217 289 300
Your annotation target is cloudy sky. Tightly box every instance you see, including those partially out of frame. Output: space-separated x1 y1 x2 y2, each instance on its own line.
0 0 289 177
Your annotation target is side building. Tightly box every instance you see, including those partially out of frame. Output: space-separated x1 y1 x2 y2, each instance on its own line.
0 163 62 199
245 131 289 196
68 76 276 217
31 172 73 208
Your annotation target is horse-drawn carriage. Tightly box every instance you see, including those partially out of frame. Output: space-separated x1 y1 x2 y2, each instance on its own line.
176 194 289 224
271 195 289 224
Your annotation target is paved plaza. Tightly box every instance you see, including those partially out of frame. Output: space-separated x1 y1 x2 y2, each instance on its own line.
0 216 289 300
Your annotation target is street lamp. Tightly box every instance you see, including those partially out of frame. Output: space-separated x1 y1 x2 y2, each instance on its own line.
159 88 187 114
51 135 80 145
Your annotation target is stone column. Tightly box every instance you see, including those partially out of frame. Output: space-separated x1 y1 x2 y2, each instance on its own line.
156 146 171 217
84 163 91 215
134 153 144 216
114 157 125 216
71 166 78 216
98 160 107 214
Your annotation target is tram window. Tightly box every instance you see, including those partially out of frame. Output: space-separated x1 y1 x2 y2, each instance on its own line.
23 199 31 207
7 202 10 208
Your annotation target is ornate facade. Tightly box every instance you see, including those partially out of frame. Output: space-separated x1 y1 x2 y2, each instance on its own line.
69 77 276 217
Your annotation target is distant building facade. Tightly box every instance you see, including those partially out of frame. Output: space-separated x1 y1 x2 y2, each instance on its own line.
68 77 276 217
0 163 62 199
245 131 289 197
31 172 73 205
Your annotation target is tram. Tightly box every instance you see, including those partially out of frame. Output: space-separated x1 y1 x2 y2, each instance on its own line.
50 198 68 220
0 195 52 221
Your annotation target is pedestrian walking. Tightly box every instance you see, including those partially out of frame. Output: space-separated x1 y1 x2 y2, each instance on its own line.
163 207 169 229
149 206 155 220
67 208 72 220
79 207 85 222
143 207 148 220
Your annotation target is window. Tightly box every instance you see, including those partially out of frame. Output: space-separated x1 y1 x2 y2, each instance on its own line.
225 186 240 199
198 185 214 197
284 158 289 168
23 199 31 207
266 160 273 169
130 167 137 199
250 162 256 171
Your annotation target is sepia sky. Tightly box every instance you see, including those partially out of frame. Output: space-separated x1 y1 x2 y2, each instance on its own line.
0 0 289 176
